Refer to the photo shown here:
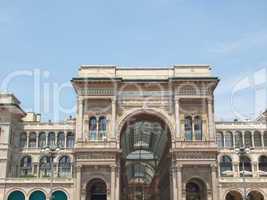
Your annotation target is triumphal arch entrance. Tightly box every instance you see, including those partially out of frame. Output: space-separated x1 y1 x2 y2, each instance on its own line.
72 65 219 200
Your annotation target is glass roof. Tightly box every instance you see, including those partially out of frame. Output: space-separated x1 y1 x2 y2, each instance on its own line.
121 116 170 185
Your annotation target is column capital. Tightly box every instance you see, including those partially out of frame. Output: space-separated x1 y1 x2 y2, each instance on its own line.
207 96 213 103
76 165 82 172
174 96 180 101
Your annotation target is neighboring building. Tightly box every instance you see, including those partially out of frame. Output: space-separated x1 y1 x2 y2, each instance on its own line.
0 65 266 200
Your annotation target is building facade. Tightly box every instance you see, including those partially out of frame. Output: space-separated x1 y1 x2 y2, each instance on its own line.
0 65 266 200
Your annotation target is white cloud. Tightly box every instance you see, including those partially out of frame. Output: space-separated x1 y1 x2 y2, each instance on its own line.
209 31 267 54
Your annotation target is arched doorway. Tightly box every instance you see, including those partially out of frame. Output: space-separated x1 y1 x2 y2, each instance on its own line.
248 191 264 200
86 179 107 200
120 113 172 200
7 191 25 200
29 191 46 200
52 191 68 200
186 178 207 200
225 191 242 200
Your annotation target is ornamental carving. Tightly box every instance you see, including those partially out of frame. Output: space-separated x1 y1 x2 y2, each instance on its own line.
77 152 116 160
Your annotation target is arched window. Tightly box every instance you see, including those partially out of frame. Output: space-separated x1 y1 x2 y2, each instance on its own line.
225 191 242 200
235 132 243 148
20 156 32 176
58 156 71 177
254 131 262 147
224 132 233 148
57 132 65 148
20 132 27 148
89 116 97 140
220 156 233 176
239 156 252 176
66 132 75 148
194 116 202 141
39 156 52 177
186 182 200 200
264 131 267 147
99 116 107 140
29 132 37 148
29 190 46 200
48 132 56 147
186 179 206 200
217 132 224 148
38 132 46 148
185 116 193 141
259 156 267 174
245 131 252 147
52 191 68 200
247 191 265 200
8 191 25 200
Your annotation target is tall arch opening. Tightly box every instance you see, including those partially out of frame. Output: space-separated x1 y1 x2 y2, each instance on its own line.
86 179 107 200
186 178 207 200
120 113 172 200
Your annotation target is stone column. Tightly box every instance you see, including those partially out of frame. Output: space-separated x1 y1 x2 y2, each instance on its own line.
46 131 49 146
76 166 82 200
261 131 265 148
242 131 245 147
177 164 182 200
252 132 255 148
175 97 180 139
111 97 117 139
76 97 84 141
26 131 30 148
172 166 177 200
233 132 236 148
207 98 215 140
211 164 218 200
36 132 39 148
64 131 67 148
115 165 120 200
252 161 258 177
111 166 116 200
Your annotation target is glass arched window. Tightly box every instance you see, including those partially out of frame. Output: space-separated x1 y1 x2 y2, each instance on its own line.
264 131 267 147
48 132 56 147
20 156 32 176
38 132 46 148
58 156 71 177
39 156 52 177
259 156 267 174
194 116 202 141
99 116 107 140
254 131 262 147
52 191 68 200
224 132 233 148
29 190 46 200
240 156 252 176
29 132 37 148
245 131 252 147
217 132 224 148
66 132 74 148
20 132 27 148
89 116 97 140
8 191 25 200
220 155 233 176
57 132 65 148
235 132 243 148
185 116 193 141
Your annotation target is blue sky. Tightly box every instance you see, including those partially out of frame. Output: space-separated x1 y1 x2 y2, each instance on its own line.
0 0 267 121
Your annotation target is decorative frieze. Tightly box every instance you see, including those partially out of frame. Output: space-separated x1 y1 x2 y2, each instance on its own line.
77 152 116 160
